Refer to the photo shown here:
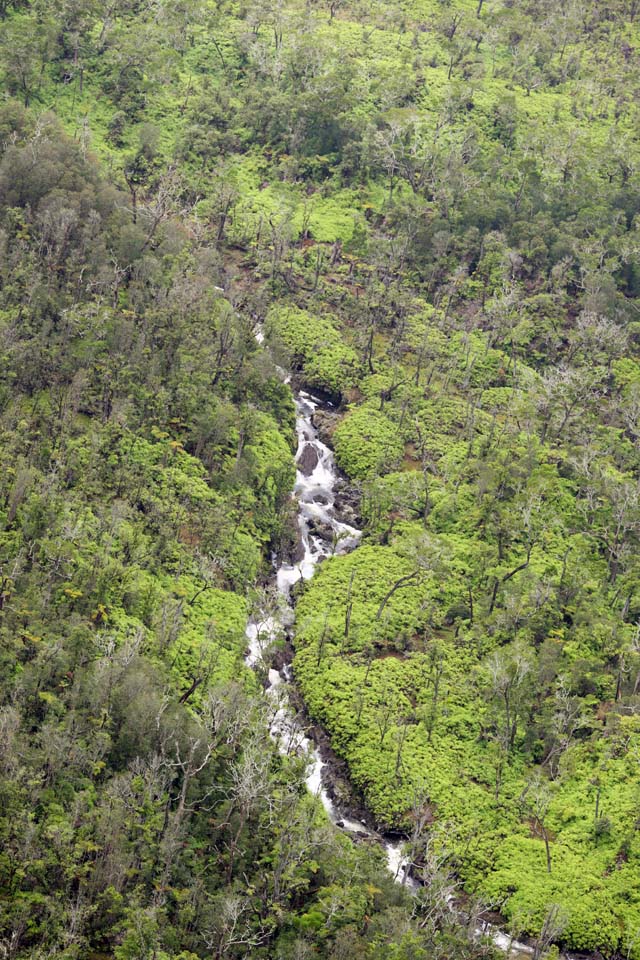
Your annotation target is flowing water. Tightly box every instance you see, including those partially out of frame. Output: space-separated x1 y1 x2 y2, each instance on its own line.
244 386 546 957
244 391 416 884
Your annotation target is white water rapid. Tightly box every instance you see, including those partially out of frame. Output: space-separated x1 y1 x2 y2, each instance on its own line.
244 384 560 959
244 390 416 887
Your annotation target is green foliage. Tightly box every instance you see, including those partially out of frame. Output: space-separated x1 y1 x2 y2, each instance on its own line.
266 305 359 396
2 0 640 955
334 405 405 478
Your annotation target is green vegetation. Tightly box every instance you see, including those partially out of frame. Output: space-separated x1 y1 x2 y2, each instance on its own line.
2 0 640 956
334 406 405 479
266 305 359 397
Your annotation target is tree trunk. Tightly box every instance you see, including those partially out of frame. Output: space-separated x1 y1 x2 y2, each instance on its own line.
543 828 552 873
376 571 420 620
344 570 355 641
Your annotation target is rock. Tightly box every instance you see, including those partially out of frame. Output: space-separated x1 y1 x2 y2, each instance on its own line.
307 518 333 543
312 409 338 446
297 443 319 476
290 532 306 563
337 503 358 524
278 510 305 564
271 641 294 673
334 480 362 525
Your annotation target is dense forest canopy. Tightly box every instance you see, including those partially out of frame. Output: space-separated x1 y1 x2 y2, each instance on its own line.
1 0 640 957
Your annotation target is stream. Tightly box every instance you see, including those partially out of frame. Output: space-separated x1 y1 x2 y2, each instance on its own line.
244 387 542 959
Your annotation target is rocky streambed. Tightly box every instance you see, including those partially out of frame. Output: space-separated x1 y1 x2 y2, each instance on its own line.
245 391 416 881
245 384 566 960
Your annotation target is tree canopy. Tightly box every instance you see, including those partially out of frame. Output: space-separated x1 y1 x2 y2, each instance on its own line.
1 0 640 957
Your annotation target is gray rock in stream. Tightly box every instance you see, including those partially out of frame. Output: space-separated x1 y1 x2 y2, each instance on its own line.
308 518 334 544
312 409 339 445
280 527 305 564
297 443 319 476
277 501 306 564
291 532 306 563
334 480 362 525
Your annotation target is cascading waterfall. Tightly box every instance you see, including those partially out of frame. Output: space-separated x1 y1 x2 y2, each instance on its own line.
245 391 416 884
245 382 552 959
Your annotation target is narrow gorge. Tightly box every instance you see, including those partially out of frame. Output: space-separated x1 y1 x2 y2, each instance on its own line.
246 380 555 960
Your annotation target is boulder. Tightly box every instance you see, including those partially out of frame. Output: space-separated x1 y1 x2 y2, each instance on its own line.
312 409 338 445
297 443 320 476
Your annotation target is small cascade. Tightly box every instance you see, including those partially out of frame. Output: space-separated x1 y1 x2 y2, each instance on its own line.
275 392 360 592
244 391 414 883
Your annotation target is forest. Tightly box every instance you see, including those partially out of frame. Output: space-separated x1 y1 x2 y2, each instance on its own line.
1 0 640 957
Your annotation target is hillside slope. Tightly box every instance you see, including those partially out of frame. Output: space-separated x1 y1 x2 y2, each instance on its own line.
1 0 640 956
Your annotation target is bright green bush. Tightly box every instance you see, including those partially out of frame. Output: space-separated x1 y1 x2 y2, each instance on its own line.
333 405 405 479
266 305 358 395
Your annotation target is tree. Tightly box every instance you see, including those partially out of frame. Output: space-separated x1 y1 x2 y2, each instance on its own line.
203 893 266 959
519 774 554 873
0 18 58 106
541 677 587 779
533 904 568 960
486 642 534 758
